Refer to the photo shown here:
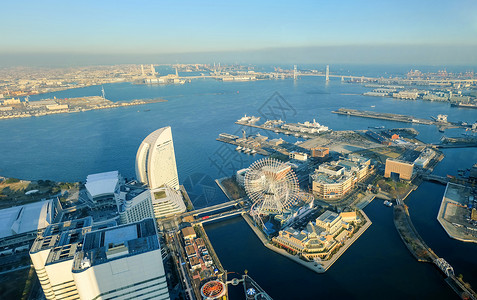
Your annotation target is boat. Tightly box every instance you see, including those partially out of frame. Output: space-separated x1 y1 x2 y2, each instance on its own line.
384 200 393 207
371 105 376 108
244 148 251 153
450 103 477 109
251 149 257 154
236 146 242 151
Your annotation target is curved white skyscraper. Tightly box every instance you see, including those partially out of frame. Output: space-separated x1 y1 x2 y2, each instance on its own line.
136 126 180 190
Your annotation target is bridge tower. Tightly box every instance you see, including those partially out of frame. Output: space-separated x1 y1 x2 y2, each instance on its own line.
293 65 297 80
325 65 330 82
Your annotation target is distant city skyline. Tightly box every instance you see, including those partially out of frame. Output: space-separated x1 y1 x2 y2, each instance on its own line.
1 0 477 66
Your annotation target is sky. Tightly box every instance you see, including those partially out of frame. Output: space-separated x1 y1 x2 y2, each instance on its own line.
1 0 477 65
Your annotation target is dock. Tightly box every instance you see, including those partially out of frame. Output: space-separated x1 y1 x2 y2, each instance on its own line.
333 108 462 129
234 121 327 139
437 183 477 243
215 137 269 156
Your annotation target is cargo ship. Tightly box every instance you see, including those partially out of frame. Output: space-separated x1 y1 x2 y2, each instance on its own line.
450 103 477 109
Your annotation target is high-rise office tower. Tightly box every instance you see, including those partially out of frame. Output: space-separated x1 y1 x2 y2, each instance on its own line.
72 218 169 300
30 217 96 300
135 127 180 190
30 218 169 300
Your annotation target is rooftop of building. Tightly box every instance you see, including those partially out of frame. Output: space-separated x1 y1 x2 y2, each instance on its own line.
386 158 414 166
30 217 93 255
290 151 307 155
281 227 308 241
72 218 158 272
85 170 120 198
320 163 344 172
152 185 179 201
311 147 329 153
348 154 370 164
181 226 196 238
340 211 357 220
317 210 340 224
141 126 171 145
31 217 118 265
311 172 351 184
336 160 360 170
0 199 54 239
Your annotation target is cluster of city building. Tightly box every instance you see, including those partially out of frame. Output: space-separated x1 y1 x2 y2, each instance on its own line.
181 226 218 285
81 127 186 224
0 95 157 120
272 210 360 260
0 65 142 97
0 125 194 300
309 155 372 200
352 69 477 88
30 217 169 300
383 149 436 182
363 82 476 108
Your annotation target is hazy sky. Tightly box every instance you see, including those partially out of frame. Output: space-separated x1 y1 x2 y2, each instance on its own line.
1 0 477 65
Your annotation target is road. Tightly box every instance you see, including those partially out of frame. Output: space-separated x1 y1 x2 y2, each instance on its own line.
168 230 195 300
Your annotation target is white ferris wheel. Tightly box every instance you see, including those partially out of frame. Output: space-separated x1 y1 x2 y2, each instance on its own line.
244 158 299 217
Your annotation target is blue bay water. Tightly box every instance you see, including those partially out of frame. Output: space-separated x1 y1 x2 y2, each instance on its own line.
1 74 476 299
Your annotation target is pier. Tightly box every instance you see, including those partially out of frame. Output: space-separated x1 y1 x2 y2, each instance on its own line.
234 121 327 139
216 137 270 156
393 201 477 299
333 108 463 129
